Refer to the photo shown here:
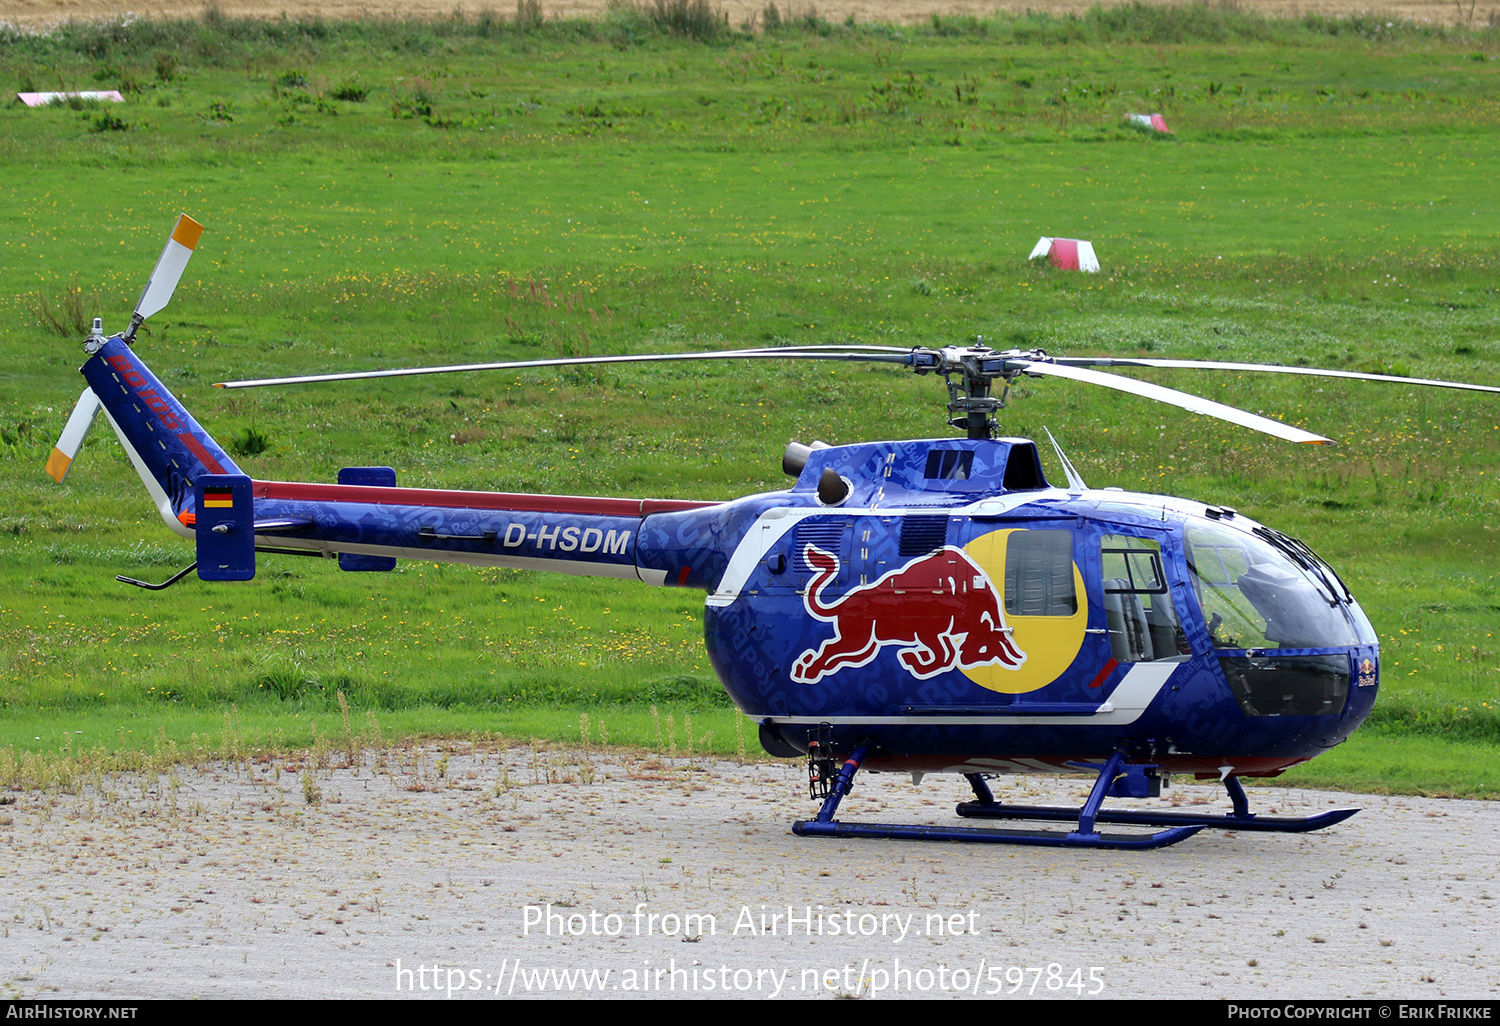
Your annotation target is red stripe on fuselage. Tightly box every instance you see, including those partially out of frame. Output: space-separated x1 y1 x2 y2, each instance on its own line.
1087 657 1119 689
250 479 720 517
179 433 228 475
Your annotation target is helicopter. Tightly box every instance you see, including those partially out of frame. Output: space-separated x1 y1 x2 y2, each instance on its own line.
47 216 1500 850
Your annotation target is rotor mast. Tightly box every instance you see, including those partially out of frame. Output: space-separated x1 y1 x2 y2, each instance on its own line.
909 342 1015 441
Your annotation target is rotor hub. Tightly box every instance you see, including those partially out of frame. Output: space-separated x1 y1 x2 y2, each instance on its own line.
909 344 1049 439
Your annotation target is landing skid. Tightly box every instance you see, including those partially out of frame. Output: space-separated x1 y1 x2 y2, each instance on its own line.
956 772 1360 834
791 747 1203 850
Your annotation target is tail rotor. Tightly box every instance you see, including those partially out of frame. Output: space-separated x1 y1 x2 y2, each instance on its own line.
124 213 204 346
45 214 204 483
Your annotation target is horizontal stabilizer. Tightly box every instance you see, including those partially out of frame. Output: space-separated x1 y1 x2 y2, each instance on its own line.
337 467 399 571
254 517 315 533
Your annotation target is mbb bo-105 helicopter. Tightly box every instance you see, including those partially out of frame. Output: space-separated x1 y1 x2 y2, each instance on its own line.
48 216 1500 850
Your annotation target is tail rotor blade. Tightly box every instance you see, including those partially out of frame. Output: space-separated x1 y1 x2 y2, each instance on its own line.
126 214 204 341
46 388 102 483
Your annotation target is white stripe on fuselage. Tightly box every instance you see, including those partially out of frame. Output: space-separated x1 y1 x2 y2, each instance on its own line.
764 661 1179 727
253 536 663 582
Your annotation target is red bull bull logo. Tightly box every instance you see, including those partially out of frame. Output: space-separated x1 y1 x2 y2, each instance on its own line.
791 545 1026 684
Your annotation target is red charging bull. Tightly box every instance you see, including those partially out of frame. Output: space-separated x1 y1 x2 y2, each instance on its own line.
791 544 1026 684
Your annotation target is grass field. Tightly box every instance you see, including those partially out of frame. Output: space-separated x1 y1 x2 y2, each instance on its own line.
1 6 1497 795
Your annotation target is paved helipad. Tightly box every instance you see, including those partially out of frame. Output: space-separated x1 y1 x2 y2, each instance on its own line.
1 745 1495 999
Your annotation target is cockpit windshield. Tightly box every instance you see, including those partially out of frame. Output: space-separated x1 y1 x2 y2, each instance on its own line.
1183 521 1362 650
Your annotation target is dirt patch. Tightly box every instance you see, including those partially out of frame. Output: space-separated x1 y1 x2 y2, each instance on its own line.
0 0 1484 31
1 744 1495 998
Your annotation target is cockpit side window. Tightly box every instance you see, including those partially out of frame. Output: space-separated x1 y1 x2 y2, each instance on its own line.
1100 535 1187 663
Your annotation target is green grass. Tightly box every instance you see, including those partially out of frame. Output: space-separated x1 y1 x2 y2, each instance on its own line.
1277 733 1500 798
1 7 1497 794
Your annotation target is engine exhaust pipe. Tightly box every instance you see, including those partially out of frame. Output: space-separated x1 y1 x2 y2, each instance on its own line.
782 439 830 477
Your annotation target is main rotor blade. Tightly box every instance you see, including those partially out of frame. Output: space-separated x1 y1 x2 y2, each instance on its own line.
128 214 204 339
46 388 102 483
214 345 916 389
1050 357 1500 395
1008 360 1334 445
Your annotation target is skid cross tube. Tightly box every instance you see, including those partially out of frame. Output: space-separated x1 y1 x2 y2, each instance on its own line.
793 748 1201 850
957 772 1359 834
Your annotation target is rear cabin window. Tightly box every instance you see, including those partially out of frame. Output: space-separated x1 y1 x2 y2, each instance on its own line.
1004 529 1077 617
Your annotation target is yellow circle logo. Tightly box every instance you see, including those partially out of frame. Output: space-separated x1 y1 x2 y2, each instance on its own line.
963 528 1089 695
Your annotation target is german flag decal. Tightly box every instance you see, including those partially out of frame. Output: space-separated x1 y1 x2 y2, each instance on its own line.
195 474 255 582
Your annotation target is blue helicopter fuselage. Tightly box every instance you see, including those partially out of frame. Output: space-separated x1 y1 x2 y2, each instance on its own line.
84 336 1380 779
641 438 1381 778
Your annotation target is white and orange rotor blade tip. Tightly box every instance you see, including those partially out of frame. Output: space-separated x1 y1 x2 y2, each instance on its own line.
134 214 204 323
46 388 102 483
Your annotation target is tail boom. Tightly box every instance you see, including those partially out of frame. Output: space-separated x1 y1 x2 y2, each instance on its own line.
244 483 716 582
78 335 727 585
